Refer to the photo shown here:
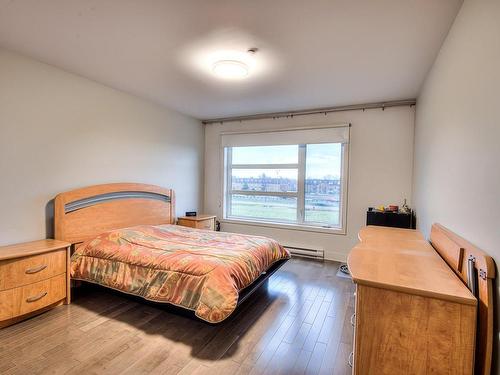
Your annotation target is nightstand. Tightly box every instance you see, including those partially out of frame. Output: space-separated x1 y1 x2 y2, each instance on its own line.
0 239 71 328
177 215 216 231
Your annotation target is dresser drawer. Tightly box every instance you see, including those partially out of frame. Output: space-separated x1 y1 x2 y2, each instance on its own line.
0 273 66 321
0 250 66 291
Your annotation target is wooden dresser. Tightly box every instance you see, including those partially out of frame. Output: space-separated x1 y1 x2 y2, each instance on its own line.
177 215 216 231
347 226 477 375
0 239 71 328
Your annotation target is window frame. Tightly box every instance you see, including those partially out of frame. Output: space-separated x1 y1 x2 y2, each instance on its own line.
221 128 349 235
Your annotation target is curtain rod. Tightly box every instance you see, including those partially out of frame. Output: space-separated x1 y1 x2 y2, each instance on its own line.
202 99 416 125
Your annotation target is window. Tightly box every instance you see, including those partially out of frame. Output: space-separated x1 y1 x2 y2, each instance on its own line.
222 125 349 232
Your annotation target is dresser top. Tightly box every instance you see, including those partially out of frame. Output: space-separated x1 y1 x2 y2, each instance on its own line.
348 226 476 305
0 239 70 261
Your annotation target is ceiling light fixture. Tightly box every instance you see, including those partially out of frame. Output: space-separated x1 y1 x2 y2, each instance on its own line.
212 59 249 80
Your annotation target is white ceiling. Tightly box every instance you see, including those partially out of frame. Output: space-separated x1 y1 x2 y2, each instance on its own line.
0 0 462 120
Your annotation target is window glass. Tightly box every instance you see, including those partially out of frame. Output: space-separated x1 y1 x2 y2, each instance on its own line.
231 145 298 164
231 169 298 192
224 140 346 230
229 195 297 222
304 143 342 226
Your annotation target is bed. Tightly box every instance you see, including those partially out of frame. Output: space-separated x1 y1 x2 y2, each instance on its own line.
54 183 290 323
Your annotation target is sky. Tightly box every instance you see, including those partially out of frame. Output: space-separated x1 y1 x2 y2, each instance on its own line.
230 144 342 179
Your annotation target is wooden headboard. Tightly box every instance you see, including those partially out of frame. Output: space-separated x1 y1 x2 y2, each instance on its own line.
54 183 175 245
430 223 496 375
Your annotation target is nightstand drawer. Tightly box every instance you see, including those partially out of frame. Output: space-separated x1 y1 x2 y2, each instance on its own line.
0 250 66 291
0 273 66 320
196 219 215 230
177 215 216 231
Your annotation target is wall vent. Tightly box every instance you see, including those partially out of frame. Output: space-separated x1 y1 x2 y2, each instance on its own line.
285 245 324 260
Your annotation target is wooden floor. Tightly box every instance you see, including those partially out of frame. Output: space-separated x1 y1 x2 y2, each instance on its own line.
0 258 355 375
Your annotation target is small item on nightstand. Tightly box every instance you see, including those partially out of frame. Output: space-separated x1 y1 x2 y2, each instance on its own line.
185 211 197 217
401 198 410 214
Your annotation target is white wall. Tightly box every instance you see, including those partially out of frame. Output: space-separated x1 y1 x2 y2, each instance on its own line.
205 106 415 261
413 0 500 372
0 48 204 246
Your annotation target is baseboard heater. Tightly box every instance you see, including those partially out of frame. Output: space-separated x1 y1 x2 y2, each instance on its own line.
284 245 324 260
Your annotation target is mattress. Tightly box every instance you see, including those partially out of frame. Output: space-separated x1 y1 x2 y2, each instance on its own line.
71 224 290 323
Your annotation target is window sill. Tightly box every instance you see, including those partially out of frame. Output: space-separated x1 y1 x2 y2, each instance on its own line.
220 218 346 235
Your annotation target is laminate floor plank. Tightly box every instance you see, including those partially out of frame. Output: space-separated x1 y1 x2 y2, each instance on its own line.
292 349 313 375
0 258 354 375
303 300 331 352
305 341 328 375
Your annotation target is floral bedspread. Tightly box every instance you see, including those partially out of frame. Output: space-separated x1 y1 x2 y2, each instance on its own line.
71 224 290 323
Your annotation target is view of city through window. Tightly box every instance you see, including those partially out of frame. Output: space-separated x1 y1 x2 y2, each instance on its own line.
226 143 342 227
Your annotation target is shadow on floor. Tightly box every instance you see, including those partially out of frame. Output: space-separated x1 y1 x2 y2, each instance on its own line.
70 274 291 361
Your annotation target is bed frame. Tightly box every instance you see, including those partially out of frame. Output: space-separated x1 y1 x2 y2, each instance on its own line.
54 182 288 311
430 224 496 375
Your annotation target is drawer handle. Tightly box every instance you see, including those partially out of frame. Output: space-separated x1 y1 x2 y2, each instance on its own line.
26 292 48 303
348 352 354 368
350 313 356 327
25 264 48 274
